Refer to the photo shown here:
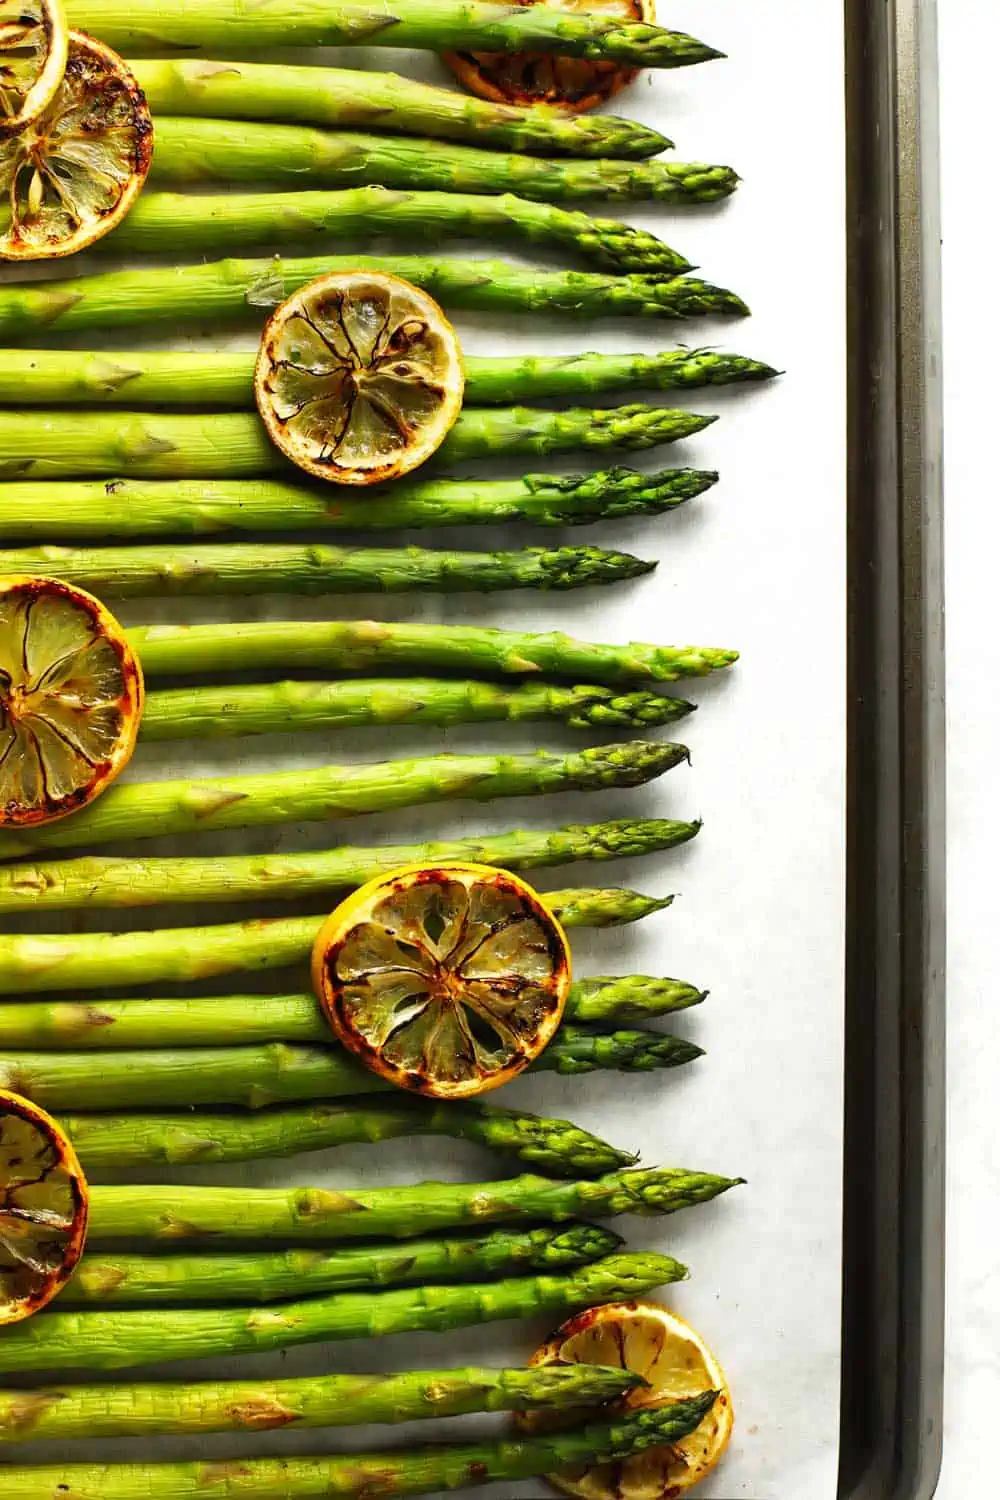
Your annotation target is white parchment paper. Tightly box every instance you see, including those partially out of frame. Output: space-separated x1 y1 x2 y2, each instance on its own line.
4 3 845 1494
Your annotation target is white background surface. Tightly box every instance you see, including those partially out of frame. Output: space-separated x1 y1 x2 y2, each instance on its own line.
938 2 997 1496
4 6 846 1496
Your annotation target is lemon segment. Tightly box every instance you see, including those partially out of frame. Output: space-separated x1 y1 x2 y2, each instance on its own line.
0 1089 88 1324
255 271 465 487
0 30 152 260
312 862 571 1098
0 575 143 827
445 0 651 113
0 0 67 135
521 1301 733 1496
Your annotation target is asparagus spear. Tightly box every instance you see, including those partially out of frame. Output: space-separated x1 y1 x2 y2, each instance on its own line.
3 540 659 593
0 742 688 858
0 469 715 544
127 618 739 685
0 1361 646 1444
0 977 702 1052
0 348 774 410
0 1252 694 1374
138 678 696 741
79 1169 737 1244
64 1223 623 1305
63 1099 636 1174
148 119 737 206
569 974 708 1023
0 1392 719 1499
73 0 724 67
0 257 748 340
0 406 714 481
127 58 670 159
108 188 693 277
0 816 699 917
0 1028 704 1107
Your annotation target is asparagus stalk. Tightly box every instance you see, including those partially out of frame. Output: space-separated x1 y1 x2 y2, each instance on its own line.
0 1027 704 1108
0 257 748 340
148 119 736 206
0 976 702 1052
63 1100 636 1175
0 1361 646 1445
138 677 696 741
0 406 714 481
107 188 693 277
128 58 671 159
127 618 739 686
0 1252 694 1374
0 742 688 858
64 1223 623 1305
0 1392 719 1499
72 0 724 66
4 540 659 594
0 468 716 544
0 348 774 410
0 816 699 918
78 1170 737 1244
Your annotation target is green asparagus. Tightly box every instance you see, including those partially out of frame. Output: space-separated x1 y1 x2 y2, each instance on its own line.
63 1099 636 1174
63 1223 623 1305
0 742 688 858
128 58 670 159
138 677 696 741
0 1028 704 1107
73 0 724 67
0 1392 719 1499
0 816 699 917
0 348 774 410
5 540 659 593
0 406 714 480
0 257 748 340
569 974 708 1023
80 1169 736 1243
0 1361 646 1445
128 617 739 685
107 188 693 276
0 976 702 1052
147 119 737 206
0 1253 692 1374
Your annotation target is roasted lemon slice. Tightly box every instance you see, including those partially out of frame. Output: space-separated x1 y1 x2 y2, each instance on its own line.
312 862 571 1098
0 575 143 827
0 30 152 260
519 1301 732 1496
0 0 67 136
0 1089 88 1324
445 0 651 113
255 270 465 487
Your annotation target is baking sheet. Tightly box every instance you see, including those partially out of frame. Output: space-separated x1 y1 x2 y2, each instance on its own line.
2 2 847 1494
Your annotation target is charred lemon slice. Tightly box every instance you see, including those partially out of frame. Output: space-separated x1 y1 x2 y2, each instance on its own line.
519 1301 732 1496
0 575 143 828
0 1089 88 1324
444 0 651 113
254 270 465 487
0 30 152 260
312 862 571 1098
0 0 68 136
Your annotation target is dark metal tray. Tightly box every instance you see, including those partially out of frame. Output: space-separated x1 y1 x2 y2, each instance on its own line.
839 0 945 1496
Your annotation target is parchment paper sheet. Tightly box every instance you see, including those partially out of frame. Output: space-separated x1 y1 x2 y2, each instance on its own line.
2 3 846 1494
